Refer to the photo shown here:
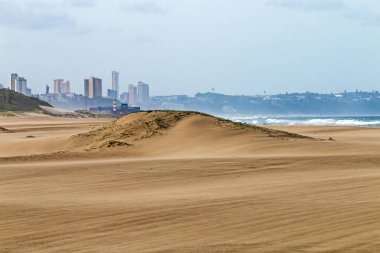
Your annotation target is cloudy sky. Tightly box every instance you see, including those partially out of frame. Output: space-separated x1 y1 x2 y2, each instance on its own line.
1 0 380 95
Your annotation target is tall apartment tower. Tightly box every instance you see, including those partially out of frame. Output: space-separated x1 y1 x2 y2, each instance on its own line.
84 76 102 98
137 81 150 105
111 71 119 99
84 79 90 97
10 73 18 91
16 77 27 95
90 77 102 98
128 84 138 106
53 79 71 94
61 81 71 94
53 79 64 93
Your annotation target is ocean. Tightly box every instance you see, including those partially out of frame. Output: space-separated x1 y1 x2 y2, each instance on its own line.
228 115 380 127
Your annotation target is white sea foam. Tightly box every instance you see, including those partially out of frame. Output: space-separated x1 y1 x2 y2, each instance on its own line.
230 116 262 120
325 119 380 126
265 118 380 126
229 116 380 126
266 118 297 125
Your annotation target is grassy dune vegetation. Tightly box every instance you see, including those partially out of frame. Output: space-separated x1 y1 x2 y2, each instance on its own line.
0 89 51 112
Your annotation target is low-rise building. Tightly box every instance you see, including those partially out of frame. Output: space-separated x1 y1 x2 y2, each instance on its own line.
107 89 118 99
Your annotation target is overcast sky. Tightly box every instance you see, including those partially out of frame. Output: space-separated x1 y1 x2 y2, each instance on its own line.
1 0 380 96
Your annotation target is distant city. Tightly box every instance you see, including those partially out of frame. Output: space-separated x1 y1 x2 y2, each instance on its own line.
1 72 380 115
4 71 151 112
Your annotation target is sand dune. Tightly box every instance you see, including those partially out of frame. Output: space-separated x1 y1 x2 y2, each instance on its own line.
67 111 314 157
1 111 380 252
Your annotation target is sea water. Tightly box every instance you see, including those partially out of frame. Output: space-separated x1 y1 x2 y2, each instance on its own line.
228 116 380 127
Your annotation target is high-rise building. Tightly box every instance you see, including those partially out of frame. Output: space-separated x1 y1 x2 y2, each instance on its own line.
60 81 71 94
53 79 71 94
111 71 119 99
91 77 102 98
84 76 102 98
53 79 64 93
10 74 31 96
10 73 18 91
128 84 138 106
0 83 4 89
16 77 28 95
45 84 50 95
137 81 150 105
84 79 90 97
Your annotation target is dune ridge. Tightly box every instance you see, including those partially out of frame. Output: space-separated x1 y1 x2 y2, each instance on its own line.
70 110 312 152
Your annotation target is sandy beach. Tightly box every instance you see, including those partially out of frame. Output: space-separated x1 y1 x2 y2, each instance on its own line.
1 112 379 252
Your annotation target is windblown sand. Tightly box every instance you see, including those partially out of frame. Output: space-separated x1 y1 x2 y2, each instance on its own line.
1 112 379 252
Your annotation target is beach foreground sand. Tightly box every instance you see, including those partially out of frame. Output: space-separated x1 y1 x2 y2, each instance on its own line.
1 113 379 252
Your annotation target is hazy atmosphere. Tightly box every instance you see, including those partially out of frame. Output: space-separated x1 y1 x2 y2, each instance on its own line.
2 1 380 252
1 0 380 95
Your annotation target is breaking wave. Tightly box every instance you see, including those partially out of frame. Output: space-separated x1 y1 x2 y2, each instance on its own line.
229 116 380 126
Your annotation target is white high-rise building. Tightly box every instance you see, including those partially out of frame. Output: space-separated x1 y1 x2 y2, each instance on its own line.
128 84 138 106
16 77 28 95
111 71 119 99
137 81 150 105
53 79 71 94
60 81 71 94
53 79 64 94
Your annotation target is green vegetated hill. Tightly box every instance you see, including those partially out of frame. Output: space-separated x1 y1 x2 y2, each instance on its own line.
0 89 52 112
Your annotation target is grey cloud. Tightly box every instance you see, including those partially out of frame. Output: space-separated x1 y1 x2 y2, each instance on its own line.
0 8 75 30
64 26 95 36
0 0 87 30
130 35 158 44
343 9 380 27
0 14 75 30
266 0 347 12
267 0 380 27
123 1 167 14
62 0 97 8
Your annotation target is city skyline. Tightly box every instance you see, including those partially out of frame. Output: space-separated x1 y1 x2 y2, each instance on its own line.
3 70 155 109
1 0 380 96
2 70 379 98
2 70 154 98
